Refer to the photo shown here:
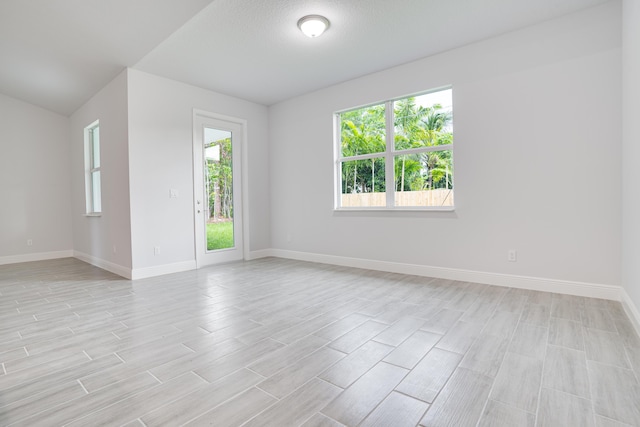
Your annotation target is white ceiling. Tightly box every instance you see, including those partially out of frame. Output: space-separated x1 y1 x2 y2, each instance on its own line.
1 0 609 116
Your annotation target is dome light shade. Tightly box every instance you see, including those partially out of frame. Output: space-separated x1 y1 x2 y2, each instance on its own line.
297 15 330 38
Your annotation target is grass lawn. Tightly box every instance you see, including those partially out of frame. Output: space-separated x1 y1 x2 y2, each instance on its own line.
206 221 234 250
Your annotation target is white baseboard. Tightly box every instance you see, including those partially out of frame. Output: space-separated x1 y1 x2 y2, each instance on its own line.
0 250 74 266
247 249 275 260
621 289 640 338
268 249 622 301
130 260 197 280
73 251 132 279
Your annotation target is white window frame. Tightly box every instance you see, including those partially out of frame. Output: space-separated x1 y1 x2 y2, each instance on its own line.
334 88 454 211
84 120 102 215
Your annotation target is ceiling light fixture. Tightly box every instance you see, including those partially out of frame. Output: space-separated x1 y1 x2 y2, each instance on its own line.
297 15 330 38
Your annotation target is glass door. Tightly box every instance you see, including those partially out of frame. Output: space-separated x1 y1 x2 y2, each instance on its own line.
193 113 243 266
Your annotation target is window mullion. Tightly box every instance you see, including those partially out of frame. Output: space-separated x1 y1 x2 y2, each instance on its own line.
385 101 395 208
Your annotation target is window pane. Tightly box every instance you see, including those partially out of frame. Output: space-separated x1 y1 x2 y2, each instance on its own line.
341 158 385 207
340 104 386 157
91 127 100 168
91 171 102 212
394 89 452 151
394 151 453 207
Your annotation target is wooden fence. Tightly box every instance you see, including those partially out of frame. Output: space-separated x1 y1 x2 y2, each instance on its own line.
341 189 454 207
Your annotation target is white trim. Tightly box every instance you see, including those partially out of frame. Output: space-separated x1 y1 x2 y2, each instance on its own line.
130 260 196 280
73 251 132 279
621 289 640 338
247 249 274 260
268 249 621 301
0 250 74 266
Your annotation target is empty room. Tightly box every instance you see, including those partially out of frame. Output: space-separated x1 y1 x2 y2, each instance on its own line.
1 0 639 426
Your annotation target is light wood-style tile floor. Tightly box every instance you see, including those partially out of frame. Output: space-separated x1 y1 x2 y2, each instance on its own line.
1 257 639 426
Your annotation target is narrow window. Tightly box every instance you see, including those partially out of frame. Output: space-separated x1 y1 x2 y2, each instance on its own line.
336 88 453 210
85 121 101 214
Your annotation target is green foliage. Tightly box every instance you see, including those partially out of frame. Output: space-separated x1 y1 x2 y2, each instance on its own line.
340 97 453 194
206 137 233 220
207 221 234 250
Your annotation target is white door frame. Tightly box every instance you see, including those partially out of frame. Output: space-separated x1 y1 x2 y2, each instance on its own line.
192 109 250 267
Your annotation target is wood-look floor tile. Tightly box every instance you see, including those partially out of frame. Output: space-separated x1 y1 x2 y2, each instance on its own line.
583 327 631 369
360 391 429 427
444 292 479 312
322 362 408 426
435 320 483 354
0 351 98 398
383 330 442 369
271 311 346 344
536 387 594 427
0 380 86 425
551 298 582 322
595 415 635 426
613 317 640 349
141 368 264 426
521 303 551 327
236 317 301 345
582 307 617 332
496 291 528 313
258 346 345 398
373 301 420 324
626 345 640 380
588 360 640 425
459 333 510 378
313 313 371 341
245 378 342 427
420 367 493 427
491 352 542 412
193 338 284 383
548 318 584 350
481 311 520 339
395 347 463 403
319 340 394 388
542 345 590 398
3 347 87 374
477 399 535 427
184 387 276 426
9 371 159 427
300 412 344 427
373 316 425 347
66 371 208 426
508 323 548 360
0 347 27 364
249 334 329 377
421 308 464 335
2 258 639 427
328 320 388 354
460 300 498 325
527 291 553 307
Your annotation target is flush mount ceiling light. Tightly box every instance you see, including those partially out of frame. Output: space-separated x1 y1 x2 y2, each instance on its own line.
297 15 330 38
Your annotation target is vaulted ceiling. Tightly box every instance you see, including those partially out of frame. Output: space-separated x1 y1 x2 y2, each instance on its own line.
0 0 610 116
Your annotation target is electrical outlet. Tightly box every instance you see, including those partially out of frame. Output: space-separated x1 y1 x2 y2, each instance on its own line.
27 239 33 246
170 189 179 198
508 250 517 262
154 246 161 256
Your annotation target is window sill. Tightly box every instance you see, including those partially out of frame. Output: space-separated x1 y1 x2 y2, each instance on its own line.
83 213 102 217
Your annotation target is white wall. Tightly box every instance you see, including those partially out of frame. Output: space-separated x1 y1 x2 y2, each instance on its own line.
269 1 622 287
0 93 72 262
126 69 270 274
622 0 640 320
70 70 132 274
